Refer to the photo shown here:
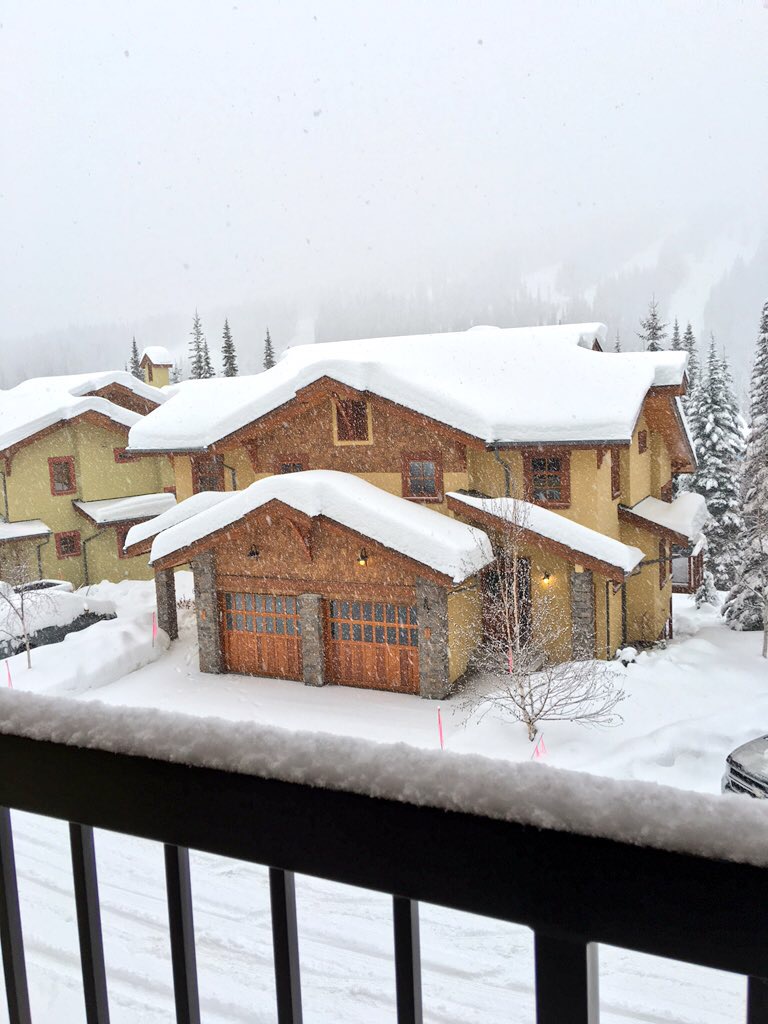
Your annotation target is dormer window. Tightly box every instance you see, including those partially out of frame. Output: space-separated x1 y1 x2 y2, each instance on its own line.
638 430 648 454
334 399 370 443
524 452 570 508
192 454 224 493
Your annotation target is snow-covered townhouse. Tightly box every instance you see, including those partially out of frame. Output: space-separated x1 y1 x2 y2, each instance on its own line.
125 323 708 698
139 346 174 388
0 371 176 588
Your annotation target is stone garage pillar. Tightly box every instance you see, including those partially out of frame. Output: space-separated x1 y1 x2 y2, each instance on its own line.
192 550 224 674
415 578 450 700
299 593 325 687
570 569 595 660
154 567 178 641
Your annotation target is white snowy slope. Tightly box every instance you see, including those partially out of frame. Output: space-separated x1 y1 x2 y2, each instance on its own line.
9 369 167 405
74 492 176 526
124 491 232 550
0 389 140 452
150 470 494 582
128 323 689 452
626 492 710 541
448 493 645 573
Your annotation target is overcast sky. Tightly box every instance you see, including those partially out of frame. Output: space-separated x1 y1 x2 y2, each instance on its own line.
1 0 766 343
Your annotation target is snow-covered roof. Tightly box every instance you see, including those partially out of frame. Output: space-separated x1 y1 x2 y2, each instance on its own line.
10 370 168 405
0 519 51 543
624 493 710 542
140 346 173 367
128 323 689 452
448 493 644 576
151 470 494 583
0 389 141 454
124 490 232 552
74 492 176 526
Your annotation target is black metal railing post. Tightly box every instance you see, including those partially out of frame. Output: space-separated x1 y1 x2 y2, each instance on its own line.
748 976 768 1023
0 807 31 1024
393 896 423 1024
534 933 599 1024
269 867 303 1024
164 845 201 1024
69 823 110 1024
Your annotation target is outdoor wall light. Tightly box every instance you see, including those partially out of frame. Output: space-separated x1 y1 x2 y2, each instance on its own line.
357 548 369 567
541 572 552 584
247 546 260 559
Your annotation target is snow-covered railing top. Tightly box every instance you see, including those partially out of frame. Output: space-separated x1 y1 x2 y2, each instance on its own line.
0 688 766 868
127 323 689 452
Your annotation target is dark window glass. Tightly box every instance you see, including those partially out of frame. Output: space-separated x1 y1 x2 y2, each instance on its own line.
363 624 373 642
336 400 369 441
279 462 303 474
407 460 438 497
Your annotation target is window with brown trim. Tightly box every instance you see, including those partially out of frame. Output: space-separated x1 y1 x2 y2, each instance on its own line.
659 539 667 589
48 456 76 496
524 452 570 507
55 531 81 558
660 479 673 503
275 455 307 474
402 453 443 502
638 430 648 454
335 399 369 442
192 454 224 493
116 524 132 559
610 447 621 500
147 363 154 382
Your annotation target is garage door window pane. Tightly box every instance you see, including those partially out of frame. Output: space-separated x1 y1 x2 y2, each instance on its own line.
286 618 295 636
244 594 253 611
265 597 274 612
351 602 361 620
410 629 419 646
275 597 283 613
235 614 244 630
255 617 264 633
226 613 233 629
225 594 233 610
363 624 373 642
254 595 263 611
386 605 395 623
275 618 284 635
341 601 350 619
341 623 350 640
245 616 254 632
375 626 385 643
352 624 362 641
387 627 397 644
374 603 384 622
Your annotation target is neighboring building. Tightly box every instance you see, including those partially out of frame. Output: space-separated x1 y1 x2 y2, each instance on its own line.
127 323 706 695
0 372 176 588
139 347 174 389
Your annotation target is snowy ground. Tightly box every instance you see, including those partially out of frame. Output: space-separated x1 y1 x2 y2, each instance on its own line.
1 575 765 1023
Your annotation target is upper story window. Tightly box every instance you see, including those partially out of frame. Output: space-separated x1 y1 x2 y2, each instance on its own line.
525 452 570 508
335 399 370 443
610 447 622 500
638 430 648 454
402 454 443 502
48 456 76 496
276 456 306 474
192 454 224 493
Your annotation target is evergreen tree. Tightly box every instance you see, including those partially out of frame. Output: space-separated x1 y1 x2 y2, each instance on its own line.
189 311 206 379
637 297 668 351
221 319 238 376
723 300 768 634
671 318 681 350
682 322 700 398
263 327 275 370
170 362 183 384
686 337 745 589
200 339 216 378
129 337 142 379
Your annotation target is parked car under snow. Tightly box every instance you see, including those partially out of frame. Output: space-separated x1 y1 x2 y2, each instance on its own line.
722 737 768 798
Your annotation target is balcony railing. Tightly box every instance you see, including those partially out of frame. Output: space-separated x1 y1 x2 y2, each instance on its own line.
0 691 767 1023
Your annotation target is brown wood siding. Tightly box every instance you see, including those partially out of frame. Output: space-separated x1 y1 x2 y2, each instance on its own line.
88 385 159 416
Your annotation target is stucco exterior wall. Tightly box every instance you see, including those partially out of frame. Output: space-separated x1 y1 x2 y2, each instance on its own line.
447 584 483 683
620 520 671 643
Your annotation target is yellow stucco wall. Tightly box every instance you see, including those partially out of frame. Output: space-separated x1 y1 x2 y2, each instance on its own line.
2 419 171 587
619 520 672 643
447 583 483 682
144 365 170 388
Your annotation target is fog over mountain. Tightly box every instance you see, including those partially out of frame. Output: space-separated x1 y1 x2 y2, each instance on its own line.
1 1 766 396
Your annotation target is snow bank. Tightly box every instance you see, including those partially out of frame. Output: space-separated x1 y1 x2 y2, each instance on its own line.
0 689 767 868
75 491 176 526
128 322 688 452
627 493 710 541
449 493 644 574
151 471 494 582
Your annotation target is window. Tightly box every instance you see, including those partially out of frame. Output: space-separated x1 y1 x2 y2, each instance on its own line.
660 479 673 503
525 452 570 507
48 456 76 496
113 447 137 463
611 447 621 500
147 363 153 382
335 399 369 443
659 539 668 589
192 454 224 493
638 430 648 454
55 531 81 558
402 453 443 502
275 455 307 474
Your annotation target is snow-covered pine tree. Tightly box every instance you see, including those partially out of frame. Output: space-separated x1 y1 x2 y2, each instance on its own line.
200 339 216 378
637 297 668 351
221 319 238 376
263 328 275 370
723 300 768 636
686 337 745 589
170 362 183 384
189 311 205 379
682 322 699 398
671 318 681 350
130 337 142 379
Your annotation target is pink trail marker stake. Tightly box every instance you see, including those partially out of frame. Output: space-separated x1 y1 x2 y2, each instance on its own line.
152 611 157 647
5 662 11 689
437 707 444 750
531 732 546 760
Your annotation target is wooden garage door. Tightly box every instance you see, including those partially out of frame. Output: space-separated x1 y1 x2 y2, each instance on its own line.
219 592 302 680
325 599 419 693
